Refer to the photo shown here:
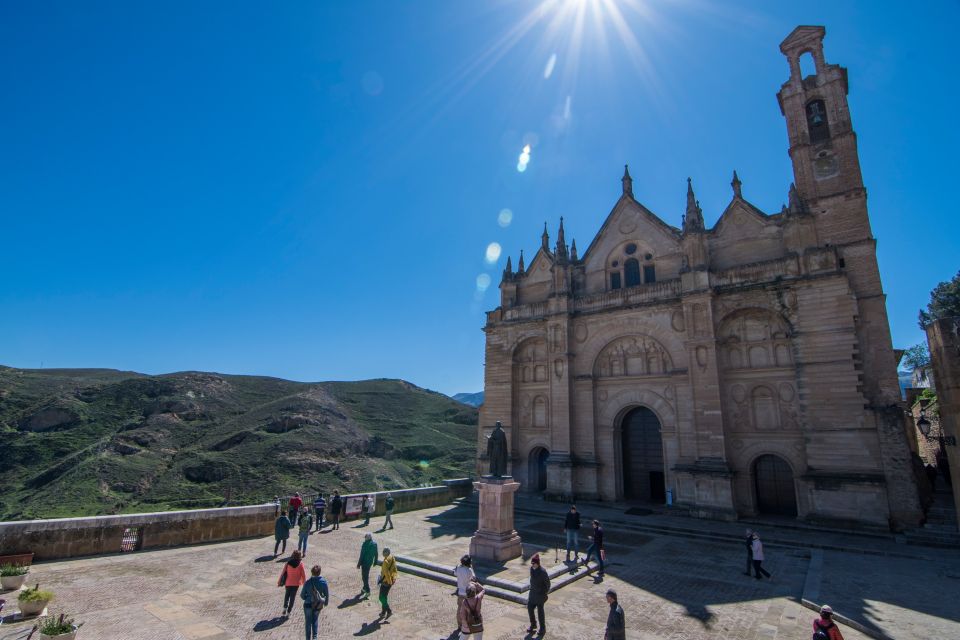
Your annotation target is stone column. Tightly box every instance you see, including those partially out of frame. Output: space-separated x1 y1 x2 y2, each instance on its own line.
469 477 522 562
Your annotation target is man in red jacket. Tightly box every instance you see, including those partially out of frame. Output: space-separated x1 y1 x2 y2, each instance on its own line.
288 492 303 526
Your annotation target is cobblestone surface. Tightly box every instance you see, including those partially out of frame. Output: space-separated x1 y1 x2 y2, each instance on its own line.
0 499 951 639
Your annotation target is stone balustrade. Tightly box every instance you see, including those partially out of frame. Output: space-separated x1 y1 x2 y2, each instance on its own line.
0 478 475 561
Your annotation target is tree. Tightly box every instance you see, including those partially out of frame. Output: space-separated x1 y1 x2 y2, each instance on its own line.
918 270 960 328
902 343 930 371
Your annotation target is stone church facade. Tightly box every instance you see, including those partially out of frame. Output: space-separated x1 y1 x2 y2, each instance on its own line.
478 26 922 529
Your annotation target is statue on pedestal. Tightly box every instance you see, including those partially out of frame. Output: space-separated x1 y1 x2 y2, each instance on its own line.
472 420 522 561
486 421 508 478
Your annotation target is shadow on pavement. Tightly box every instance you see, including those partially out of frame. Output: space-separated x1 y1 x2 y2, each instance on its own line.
252 616 286 631
338 594 366 609
253 555 275 563
353 619 382 636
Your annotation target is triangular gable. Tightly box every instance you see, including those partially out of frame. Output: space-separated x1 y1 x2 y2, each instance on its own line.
521 247 554 285
711 197 773 237
581 195 681 265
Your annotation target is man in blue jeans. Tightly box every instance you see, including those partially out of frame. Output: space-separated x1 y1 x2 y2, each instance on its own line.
583 519 605 576
563 505 581 562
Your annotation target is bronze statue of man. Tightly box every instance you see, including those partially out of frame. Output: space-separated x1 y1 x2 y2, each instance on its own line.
486 421 509 477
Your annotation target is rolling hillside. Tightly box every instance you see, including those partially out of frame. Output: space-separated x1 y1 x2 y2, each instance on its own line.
0 366 477 520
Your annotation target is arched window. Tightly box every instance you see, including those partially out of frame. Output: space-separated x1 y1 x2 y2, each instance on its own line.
806 99 830 143
643 264 656 283
624 259 641 287
610 272 621 290
799 52 816 78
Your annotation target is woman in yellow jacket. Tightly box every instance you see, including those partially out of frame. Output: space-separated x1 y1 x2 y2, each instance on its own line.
378 547 398 619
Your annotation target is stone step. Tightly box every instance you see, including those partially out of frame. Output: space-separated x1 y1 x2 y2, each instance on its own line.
394 552 600 604
513 503 929 559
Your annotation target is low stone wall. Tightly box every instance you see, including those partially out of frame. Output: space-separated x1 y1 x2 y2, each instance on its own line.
0 479 475 561
338 478 474 519
0 504 277 561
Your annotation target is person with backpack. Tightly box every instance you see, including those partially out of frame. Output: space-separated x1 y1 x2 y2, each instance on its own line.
297 507 314 556
383 493 395 530
378 547 398 619
274 511 293 557
330 491 343 530
457 582 485 639
313 494 326 531
743 528 754 576
812 605 844 640
583 519 605 577
562 505 581 562
357 532 378 599
750 531 771 580
453 554 477 632
526 553 550 636
604 589 625 640
278 550 307 617
300 564 329 640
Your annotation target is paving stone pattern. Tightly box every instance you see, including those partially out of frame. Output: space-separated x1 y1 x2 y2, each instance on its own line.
1 498 952 640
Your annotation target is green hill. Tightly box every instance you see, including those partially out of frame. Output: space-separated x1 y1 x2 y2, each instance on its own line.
0 366 477 520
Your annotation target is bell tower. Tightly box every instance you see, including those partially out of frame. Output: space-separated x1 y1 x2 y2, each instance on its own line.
777 25 869 246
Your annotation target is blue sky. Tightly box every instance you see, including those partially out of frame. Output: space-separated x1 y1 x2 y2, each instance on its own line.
1 1 958 396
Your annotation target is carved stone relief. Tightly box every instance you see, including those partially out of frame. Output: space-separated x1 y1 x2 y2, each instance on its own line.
671 310 686 333
574 324 588 343
593 335 674 378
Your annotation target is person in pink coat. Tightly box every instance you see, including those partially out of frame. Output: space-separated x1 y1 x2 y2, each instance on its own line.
279 550 307 617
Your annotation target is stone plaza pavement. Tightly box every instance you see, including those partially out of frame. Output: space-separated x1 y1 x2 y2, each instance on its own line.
1 496 958 640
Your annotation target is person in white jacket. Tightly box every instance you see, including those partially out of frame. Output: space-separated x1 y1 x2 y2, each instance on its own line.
750 532 771 580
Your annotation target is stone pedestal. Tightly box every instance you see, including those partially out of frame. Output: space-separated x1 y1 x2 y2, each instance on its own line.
469 476 522 562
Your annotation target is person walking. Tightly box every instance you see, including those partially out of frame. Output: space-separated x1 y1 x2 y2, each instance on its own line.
298 507 314 556
278 550 307 617
378 547 398 619
604 589 625 640
274 511 293 557
563 505 581 562
361 495 371 527
383 493 395 530
812 605 844 640
330 491 342 530
457 582 485 640
300 564 329 640
750 531 771 580
453 555 476 633
584 519 605 577
357 532 378 599
313 494 326 531
526 553 550 636
743 528 754 576
289 492 303 526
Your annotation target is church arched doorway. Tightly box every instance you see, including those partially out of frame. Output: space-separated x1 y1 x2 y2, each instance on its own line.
621 407 665 502
529 447 549 492
753 454 797 516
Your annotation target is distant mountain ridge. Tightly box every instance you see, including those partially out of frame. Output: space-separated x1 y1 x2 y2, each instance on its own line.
452 391 484 407
0 366 477 520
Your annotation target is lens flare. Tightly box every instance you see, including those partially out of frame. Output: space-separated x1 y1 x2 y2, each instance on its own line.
485 242 502 264
517 143 532 172
498 208 513 227
543 52 557 79
476 273 492 292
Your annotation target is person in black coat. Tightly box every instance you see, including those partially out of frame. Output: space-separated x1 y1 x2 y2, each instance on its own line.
584 520 605 576
563 505 582 562
526 553 551 636
743 528 754 576
604 589 625 640
329 491 343 530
